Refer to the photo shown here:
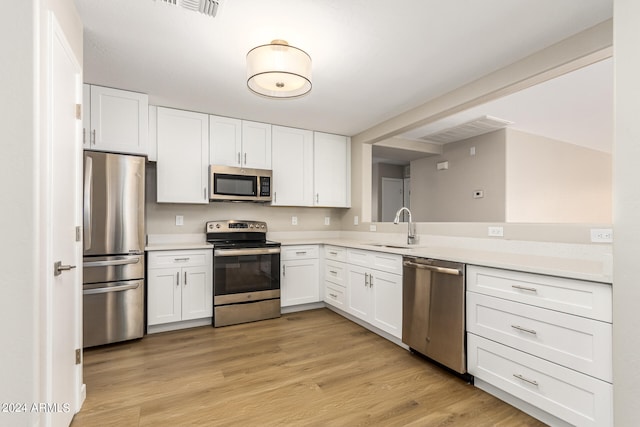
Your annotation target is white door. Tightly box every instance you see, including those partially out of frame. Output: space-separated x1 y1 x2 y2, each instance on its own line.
381 177 404 222
49 14 82 426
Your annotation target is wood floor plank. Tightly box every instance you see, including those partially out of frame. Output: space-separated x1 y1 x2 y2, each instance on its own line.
71 309 546 426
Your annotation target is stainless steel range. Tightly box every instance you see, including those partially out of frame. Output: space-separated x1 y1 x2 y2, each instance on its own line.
207 220 281 327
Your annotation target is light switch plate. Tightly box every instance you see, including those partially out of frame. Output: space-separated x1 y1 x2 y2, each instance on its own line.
354 216 359 225
324 216 330 226
175 215 184 226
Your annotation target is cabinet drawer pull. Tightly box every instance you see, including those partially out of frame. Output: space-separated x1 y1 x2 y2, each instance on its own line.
174 257 190 262
511 325 537 335
329 270 338 275
329 293 338 299
513 373 539 386
511 284 538 292
329 251 338 256
295 251 307 255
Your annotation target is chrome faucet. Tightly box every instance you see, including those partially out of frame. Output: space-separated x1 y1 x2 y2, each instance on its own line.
393 207 417 245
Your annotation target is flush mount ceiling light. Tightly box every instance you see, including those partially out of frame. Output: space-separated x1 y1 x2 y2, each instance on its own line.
246 40 312 99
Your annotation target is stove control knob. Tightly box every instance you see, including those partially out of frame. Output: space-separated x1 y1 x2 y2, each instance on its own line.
261 224 266 229
215 223 221 229
249 224 254 229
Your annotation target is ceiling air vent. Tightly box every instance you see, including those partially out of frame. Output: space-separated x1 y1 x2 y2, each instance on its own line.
421 115 514 144
156 0 223 17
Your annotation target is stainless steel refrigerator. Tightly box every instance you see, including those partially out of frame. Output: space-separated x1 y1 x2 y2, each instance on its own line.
83 151 145 347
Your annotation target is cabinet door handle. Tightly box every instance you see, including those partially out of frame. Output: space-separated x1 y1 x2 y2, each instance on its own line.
370 275 374 287
184 271 187 285
316 193 319 203
244 153 247 165
91 129 96 145
511 325 537 335
512 284 538 293
237 152 241 165
513 373 539 386
204 187 207 200
176 272 179 286
282 265 286 277
83 128 86 145
364 273 369 287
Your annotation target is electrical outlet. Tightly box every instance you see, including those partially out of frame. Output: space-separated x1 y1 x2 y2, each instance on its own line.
175 215 184 226
354 216 359 226
369 224 377 232
291 216 298 226
324 216 330 226
488 226 504 237
591 228 613 243
470 146 476 156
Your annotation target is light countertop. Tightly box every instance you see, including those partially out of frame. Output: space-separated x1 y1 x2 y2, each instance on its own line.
144 233 612 284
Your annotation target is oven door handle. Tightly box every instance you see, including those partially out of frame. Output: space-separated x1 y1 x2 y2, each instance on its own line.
214 247 281 257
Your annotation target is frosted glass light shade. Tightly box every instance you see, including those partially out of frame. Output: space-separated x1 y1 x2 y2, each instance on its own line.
247 40 312 98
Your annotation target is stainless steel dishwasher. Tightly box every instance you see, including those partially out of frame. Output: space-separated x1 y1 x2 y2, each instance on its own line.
402 256 467 374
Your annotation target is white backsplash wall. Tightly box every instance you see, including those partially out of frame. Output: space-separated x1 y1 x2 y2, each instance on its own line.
145 162 348 235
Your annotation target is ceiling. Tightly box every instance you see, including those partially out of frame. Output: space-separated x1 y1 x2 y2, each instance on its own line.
75 0 612 143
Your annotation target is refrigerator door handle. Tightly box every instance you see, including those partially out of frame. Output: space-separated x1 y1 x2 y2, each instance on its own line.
83 155 93 250
83 282 140 295
83 257 141 268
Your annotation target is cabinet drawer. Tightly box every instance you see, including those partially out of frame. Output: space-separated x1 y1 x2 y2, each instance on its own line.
468 334 612 427
324 245 347 262
467 265 612 322
325 282 346 310
148 250 210 268
467 292 612 382
324 260 346 287
347 248 402 274
281 245 319 261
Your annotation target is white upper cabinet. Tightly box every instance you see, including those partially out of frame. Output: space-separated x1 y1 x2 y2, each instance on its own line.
83 84 149 155
210 117 272 170
209 115 242 167
313 132 351 207
156 107 209 204
242 121 272 169
271 125 314 206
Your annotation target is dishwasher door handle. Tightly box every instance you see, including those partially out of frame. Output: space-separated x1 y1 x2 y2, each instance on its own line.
403 260 462 276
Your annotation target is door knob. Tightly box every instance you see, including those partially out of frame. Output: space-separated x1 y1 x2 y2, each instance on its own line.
54 261 77 276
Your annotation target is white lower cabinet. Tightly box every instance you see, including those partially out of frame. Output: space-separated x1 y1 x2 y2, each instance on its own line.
147 250 213 330
466 265 613 427
281 245 320 307
343 248 402 339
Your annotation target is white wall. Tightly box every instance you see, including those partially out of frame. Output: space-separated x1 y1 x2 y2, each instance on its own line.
612 1 640 424
506 129 612 223
0 2 39 417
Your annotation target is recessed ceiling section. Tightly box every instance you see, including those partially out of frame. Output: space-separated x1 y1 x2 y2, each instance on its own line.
421 115 514 144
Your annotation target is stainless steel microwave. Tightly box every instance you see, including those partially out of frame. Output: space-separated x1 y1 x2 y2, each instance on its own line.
209 165 272 202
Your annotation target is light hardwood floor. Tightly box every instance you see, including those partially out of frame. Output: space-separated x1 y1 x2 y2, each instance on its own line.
71 309 546 426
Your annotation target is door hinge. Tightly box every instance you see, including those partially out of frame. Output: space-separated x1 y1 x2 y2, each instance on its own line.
75 226 82 242
75 348 82 365
75 104 82 120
